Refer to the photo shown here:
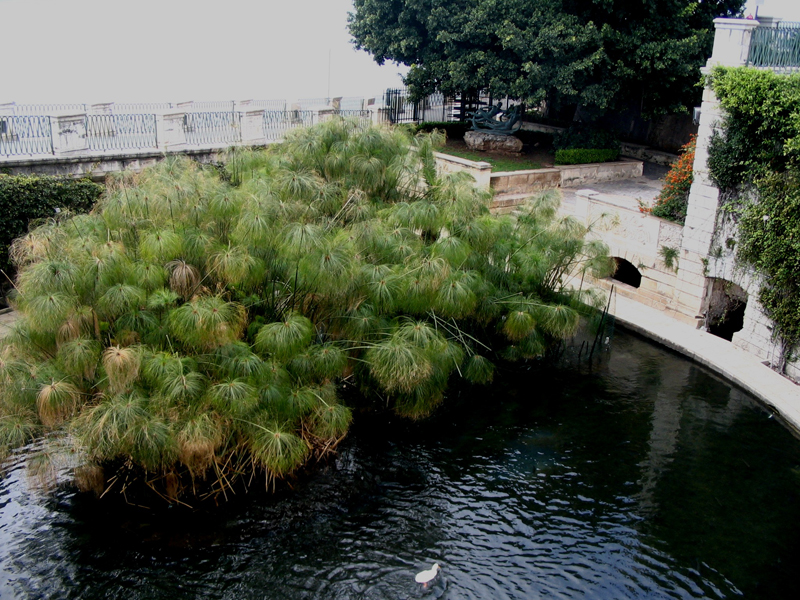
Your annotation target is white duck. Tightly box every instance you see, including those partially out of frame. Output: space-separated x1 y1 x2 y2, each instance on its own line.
415 563 441 587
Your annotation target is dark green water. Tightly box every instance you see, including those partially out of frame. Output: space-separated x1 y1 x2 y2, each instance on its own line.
2 329 800 599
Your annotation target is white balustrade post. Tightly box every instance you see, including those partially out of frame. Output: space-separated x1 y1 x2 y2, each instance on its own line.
317 108 337 122
708 18 759 68
241 109 266 145
52 113 88 154
156 111 187 150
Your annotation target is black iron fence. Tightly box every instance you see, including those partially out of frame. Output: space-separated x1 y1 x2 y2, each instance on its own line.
383 89 511 125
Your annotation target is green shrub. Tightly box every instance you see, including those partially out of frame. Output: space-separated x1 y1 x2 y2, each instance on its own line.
708 67 800 192
554 149 620 165
649 135 696 224
413 121 469 141
0 175 103 281
707 67 800 366
554 125 619 151
0 121 612 501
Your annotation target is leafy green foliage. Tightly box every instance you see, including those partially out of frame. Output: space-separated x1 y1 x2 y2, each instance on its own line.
708 68 800 192
737 169 800 349
413 121 470 141
650 134 696 224
0 175 103 286
554 125 619 151
708 67 800 361
349 0 744 116
0 120 610 502
554 149 620 165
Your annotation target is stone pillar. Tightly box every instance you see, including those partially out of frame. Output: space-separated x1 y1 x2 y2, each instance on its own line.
674 18 758 325
241 109 266 144
371 107 390 125
156 111 187 149
0 103 16 116
708 18 758 68
317 108 338 122
756 16 782 28
472 161 493 190
52 113 88 154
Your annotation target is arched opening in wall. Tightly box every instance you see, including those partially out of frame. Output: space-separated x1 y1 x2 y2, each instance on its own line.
611 257 642 288
705 278 747 341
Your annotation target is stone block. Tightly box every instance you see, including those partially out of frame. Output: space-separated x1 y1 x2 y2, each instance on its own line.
52 114 88 154
464 130 523 154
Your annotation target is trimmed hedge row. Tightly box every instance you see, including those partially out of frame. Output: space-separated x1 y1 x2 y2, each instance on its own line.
0 174 103 285
554 148 620 165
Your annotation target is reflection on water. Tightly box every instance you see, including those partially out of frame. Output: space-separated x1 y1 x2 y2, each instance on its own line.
2 330 800 599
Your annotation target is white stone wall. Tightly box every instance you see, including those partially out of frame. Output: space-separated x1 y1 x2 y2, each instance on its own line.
674 16 800 380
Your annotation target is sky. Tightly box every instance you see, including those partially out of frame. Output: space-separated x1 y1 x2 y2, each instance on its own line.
0 0 408 104
1 0 798 106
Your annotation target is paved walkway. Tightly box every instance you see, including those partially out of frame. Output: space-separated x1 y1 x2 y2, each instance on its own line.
610 293 800 436
560 162 669 215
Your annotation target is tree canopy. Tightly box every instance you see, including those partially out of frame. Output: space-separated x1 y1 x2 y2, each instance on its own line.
349 0 744 117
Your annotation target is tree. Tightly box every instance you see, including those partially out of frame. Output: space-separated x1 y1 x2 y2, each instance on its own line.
349 0 744 118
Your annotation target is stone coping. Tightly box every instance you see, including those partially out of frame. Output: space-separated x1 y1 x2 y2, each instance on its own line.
610 293 800 438
433 151 491 170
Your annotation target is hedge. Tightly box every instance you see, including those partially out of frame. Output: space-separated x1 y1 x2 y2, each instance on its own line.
0 174 103 288
554 148 620 165
413 121 470 141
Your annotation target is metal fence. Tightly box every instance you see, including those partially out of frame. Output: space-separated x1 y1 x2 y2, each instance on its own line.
263 110 316 141
183 111 242 145
86 114 158 151
248 99 288 111
190 101 237 113
748 24 800 70
12 103 87 115
334 109 372 128
114 102 173 113
0 115 53 156
384 89 464 124
296 97 331 110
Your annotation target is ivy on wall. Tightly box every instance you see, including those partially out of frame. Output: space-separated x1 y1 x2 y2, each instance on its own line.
707 67 800 360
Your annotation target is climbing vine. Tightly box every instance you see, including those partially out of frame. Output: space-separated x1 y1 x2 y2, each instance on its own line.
707 67 800 358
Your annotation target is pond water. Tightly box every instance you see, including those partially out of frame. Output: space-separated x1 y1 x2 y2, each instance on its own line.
2 330 800 599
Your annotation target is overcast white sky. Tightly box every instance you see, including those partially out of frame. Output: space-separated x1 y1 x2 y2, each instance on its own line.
0 0 408 103
1 0 798 105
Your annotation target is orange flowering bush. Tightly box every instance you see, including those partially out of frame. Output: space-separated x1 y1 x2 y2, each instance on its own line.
649 135 696 224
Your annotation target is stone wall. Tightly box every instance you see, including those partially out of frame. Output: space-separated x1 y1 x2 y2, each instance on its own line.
433 152 492 189
573 190 690 322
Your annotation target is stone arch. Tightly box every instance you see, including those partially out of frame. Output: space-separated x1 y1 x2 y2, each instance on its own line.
704 278 747 341
610 257 642 288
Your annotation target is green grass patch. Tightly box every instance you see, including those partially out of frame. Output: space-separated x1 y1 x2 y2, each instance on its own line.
440 147 544 172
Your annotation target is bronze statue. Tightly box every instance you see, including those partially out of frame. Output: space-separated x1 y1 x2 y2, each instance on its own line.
468 103 522 135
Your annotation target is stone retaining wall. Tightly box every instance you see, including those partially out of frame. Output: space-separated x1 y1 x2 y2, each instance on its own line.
573 190 691 323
